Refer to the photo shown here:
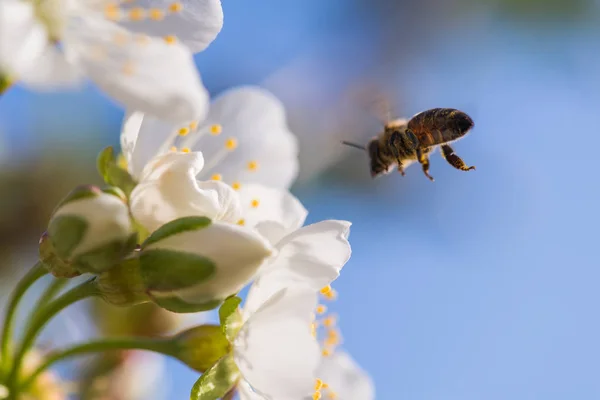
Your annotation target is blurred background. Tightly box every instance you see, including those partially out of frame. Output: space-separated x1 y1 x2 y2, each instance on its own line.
1 0 600 398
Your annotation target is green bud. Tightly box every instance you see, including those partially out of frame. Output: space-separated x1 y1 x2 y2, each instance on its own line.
139 216 274 314
43 185 137 275
95 257 150 306
172 325 231 373
190 353 240 400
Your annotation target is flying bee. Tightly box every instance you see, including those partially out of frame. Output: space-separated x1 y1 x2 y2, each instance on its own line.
342 108 476 181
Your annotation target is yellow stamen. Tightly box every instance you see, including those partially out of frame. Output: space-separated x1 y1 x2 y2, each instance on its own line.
149 8 164 20
247 160 259 171
323 289 338 301
178 127 190 136
128 7 145 20
311 322 317 338
237 219 246 226
225 138 238 150
168 2 183 12
210 124 222 135
314 379 324 391
164 35 177 45
211 174 222 181
313 392 322 400
325 335 339 347
189 121 199 130
251 199 260 208
322 383 329 389
181 147 191 153
122 62 135 75
320 286 332 295
104 3 120 21
231 182 241 190
323 316 336 328
321 348 331 357
327 392 338 399
316 305 327 314
135 34 150 45
169 146 177 152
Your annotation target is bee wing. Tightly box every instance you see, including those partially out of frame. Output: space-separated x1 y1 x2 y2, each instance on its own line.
345 82 400 126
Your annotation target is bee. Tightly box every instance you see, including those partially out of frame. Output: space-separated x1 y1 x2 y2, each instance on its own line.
342 108 476 181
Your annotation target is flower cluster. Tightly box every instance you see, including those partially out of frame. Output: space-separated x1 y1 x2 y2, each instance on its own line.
0 2 374 400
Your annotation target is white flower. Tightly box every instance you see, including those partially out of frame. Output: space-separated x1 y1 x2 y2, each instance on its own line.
315 351 375 400
0 0 222 121
234 286 321 400
121 85 299 188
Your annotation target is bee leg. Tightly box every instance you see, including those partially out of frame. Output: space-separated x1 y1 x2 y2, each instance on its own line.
441 144 476 171
416 148 434 182
397 163 406 176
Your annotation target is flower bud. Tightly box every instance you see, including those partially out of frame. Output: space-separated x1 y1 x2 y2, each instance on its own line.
42 185 137 275
171 325 231 372
139 216 274 313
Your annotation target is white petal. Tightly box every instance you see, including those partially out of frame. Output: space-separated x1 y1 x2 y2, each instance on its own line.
0 0 48 76
147 221 274 303
234 287 319 400
317 351 375 400
189 86 299 189
64 17 208 121
130 152 241 232
238 184 307 241
244 221 351 317
120 111 183 179
237 380 266 400
19 45 83 89
118 0 223 53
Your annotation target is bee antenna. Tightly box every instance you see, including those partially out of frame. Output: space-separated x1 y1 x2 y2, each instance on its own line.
341 141 366 151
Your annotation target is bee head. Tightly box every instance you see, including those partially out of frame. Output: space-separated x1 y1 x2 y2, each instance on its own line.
455 112 474 134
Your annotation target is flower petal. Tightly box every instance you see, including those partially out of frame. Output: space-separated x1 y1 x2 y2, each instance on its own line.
130 152 241 232
238 184 307 242
118 0 223 53
317 351 375 400
243 220 351 317
146 221 274 304
19 45 83 89
185 86 299 189
64 17 208 121
234 287 319 400
237 380 266 400
0 0 48 77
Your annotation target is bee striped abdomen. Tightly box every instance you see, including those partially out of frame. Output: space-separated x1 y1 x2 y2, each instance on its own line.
407 108 474 147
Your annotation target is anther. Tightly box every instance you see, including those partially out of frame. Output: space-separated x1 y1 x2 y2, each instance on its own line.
181 147 191 153
178 127 190 136
321 349 332 357
322 383 329 389
251 199 260 208
237 219 246 226
168 2 183 12
164 35 177 45
323 316 336 328
313 392 322 400
316 305 327 314
225 138 238 150
211 174 222 181
315 379 324 391
189 121 199 130
327 392 338 399
311 322 317 338
210 124 222 135
149 8 164 20
323 289 338 301
320 286 332 295
247 160 259 171
128 7 145 20
231 182 241 190
104 4 121 21
170 146 177 152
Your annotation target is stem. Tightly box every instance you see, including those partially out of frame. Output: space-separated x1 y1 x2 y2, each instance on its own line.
6 279 100 396
0 263 47 374
19 337 175 390
27 278 68 326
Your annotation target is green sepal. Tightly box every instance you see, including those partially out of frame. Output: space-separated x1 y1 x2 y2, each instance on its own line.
0 73 13 95
173 325 231 373
139 249 215 292
218 296 243 342
149 293 222 314
47 215 88 259
74 232 138 274
190 353 240 400
97 146 137 196
39 232 81 278
96 256 150 306
142 216 212 248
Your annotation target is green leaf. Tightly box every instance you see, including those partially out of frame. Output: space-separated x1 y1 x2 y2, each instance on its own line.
142 216 212 248
218 296 243 342
96 146 137 196
150 293 222 314
48 215 88 259
190 353 240 400
173 325 231 372
139 249 215 292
